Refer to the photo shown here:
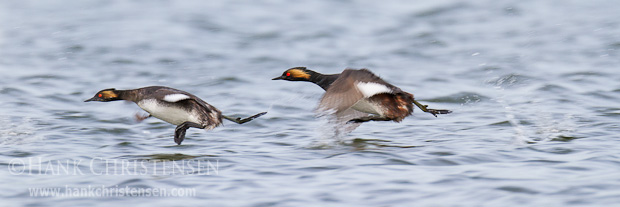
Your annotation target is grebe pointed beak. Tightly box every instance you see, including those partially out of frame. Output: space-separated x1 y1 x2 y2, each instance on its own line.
272 76 283 80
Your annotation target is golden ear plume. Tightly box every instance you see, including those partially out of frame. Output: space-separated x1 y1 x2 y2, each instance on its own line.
100 90 118 99
288 69 310 79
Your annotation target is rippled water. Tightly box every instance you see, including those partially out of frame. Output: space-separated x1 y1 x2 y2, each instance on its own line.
2 0 620 206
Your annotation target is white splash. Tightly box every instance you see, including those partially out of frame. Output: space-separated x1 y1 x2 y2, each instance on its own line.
0 117 43 145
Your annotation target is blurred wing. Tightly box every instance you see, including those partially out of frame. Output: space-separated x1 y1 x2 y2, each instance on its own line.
319 69 400 134
317 70 365 113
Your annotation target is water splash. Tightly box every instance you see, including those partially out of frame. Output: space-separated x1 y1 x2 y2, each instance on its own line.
0 116 43 145
489 75 578 144
312 109 341 147
494 96 534 144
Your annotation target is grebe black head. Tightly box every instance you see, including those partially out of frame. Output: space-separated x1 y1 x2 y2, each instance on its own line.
84 88 122 102
272 67 313 81
273 67 340 90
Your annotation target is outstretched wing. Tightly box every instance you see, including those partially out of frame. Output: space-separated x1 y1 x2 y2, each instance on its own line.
318 78 363 113
317 69 401 113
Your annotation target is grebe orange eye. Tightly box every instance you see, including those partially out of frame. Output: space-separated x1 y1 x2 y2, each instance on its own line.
286 72 291 76
98 94 102 97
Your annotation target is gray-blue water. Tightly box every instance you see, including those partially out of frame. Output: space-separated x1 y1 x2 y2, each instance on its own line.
1 0 620 206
